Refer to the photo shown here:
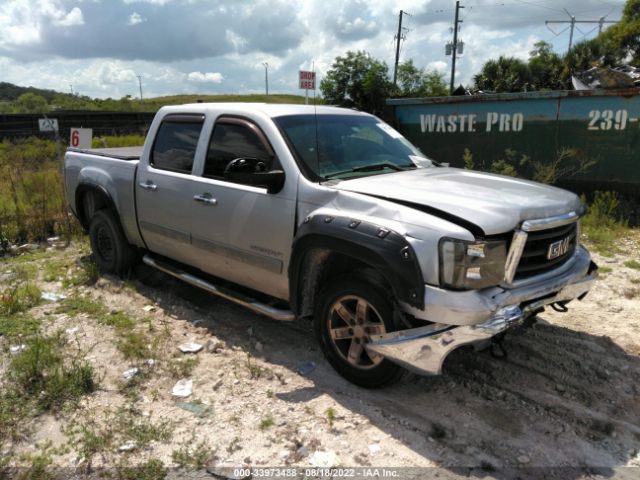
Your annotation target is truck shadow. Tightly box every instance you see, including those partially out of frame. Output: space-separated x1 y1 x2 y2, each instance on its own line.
132 265 640 478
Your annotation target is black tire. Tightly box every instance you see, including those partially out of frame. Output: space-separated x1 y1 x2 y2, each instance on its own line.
315 276 404 388
88 209 137 275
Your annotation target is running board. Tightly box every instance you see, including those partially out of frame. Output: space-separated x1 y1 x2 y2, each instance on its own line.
142 255 295 322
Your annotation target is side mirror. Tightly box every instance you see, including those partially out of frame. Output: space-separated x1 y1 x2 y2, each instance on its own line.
223 157 285 194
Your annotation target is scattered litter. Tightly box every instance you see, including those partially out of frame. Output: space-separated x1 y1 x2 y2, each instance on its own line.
296 446 309 458
123 368 139 380
10 344 27 354
176 401 212 417
172 379 192 398
145 359 156 366
212 379 223 391
309 450 340 467
41 292 67 302
296 361 316 376
46 236 60 243
179 342 203 354
142 305 156 312
65 327 79 335
118 442 136 452
368 444 381 455
254 341 263 352
192 319 204 326
17 243 39 252
517 455 531 464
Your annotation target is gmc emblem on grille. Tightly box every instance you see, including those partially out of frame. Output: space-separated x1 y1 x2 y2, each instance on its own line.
547 236 571 260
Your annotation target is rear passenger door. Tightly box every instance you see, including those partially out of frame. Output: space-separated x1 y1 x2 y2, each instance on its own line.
136 114 206 265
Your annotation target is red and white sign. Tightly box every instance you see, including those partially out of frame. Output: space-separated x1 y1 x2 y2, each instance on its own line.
70 128 92 149
299 70 316 90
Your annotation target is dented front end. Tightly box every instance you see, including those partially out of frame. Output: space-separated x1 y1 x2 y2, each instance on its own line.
366 247 598 376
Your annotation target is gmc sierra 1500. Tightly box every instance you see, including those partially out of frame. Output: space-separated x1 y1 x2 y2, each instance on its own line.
64 103 597 387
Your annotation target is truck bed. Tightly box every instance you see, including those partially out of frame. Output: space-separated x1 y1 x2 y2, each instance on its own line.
67 146 143 161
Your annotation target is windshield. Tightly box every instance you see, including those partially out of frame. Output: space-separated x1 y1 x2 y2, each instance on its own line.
274 114 429 181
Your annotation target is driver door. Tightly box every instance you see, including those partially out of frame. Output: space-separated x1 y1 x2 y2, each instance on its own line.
188 117 295 300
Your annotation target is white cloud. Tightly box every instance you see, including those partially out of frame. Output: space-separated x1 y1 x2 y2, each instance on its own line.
96 61 138 84
128 12 146 26
187 71 224 83
53 7 84 27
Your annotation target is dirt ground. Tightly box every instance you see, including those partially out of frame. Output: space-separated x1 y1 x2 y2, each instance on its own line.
1 235 639 479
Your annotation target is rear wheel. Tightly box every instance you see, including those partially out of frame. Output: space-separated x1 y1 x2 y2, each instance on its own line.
88 209 137 274
315 276 403 388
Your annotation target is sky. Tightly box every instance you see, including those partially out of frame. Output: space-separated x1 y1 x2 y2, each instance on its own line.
0 0 628 99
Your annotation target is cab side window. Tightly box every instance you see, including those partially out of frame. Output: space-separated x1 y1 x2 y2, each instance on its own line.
204 121 275 180
151 115 204 173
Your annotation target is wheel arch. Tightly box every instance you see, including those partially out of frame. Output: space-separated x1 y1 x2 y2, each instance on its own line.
289 215 425 318
75 182 119 231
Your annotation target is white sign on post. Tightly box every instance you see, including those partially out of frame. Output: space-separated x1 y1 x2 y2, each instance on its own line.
38 118 59 132
299 70 316 90
70 128 93 149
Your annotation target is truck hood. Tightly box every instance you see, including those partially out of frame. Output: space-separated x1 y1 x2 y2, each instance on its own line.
330 167 582 235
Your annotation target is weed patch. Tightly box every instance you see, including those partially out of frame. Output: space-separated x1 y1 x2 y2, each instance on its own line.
171 439 213 469
581 191 630 256
624 259 640 270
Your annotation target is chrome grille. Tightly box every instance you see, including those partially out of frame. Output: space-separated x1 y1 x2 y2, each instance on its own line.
514 222 578 280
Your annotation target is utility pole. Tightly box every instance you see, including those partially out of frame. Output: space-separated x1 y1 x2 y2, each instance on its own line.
137 75 143 101
393 10 410 86
449 1 464 95
70 84 74 95
545 10 617 51
262 62 269 97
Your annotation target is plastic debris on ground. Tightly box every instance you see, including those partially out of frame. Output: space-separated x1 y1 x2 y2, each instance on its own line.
176 401 213 417
296 361 316 376
123 368 139 380
172 379 193 398
118 442 136 452
142 305 156 312
309 450 340 467
41 292 67 302
178 342 203 354
10 344 27 354
65 327 79 335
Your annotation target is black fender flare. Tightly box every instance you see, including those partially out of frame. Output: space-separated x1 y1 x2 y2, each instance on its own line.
288 214 425 314
75 182 119 230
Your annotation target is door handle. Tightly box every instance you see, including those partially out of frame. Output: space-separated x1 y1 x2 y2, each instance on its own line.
138 181 157 191
193 194 217 205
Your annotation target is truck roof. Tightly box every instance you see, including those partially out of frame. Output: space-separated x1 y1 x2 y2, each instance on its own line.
157 103 371 118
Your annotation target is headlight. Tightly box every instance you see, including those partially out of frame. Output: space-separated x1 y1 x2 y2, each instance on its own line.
439 238 507 290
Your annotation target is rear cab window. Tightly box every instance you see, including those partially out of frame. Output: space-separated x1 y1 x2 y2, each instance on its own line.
151 114 205 174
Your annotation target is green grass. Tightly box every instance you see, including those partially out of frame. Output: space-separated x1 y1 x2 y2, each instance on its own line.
0 334 97 439
171 439 213 469
581 191 630 257
624 259 640 270
0 283 41 316
56 295 107 318
325 407 336 428
165 356 199 379
62 257 99 288
43 259 69 282
598 266 613 274
115 459 167 480
259 414 275 430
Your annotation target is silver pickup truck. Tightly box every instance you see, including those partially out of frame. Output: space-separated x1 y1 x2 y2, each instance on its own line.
64 103 598 387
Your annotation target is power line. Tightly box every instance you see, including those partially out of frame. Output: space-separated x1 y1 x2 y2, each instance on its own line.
545 9 619 51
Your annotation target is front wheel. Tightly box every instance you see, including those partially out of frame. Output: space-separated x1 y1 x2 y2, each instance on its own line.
315 276 403 388
88 209 137 275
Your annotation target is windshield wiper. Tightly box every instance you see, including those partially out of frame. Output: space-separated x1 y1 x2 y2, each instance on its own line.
324 162 415 180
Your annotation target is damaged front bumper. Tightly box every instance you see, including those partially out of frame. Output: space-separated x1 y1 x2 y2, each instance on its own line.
365 248 598 376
